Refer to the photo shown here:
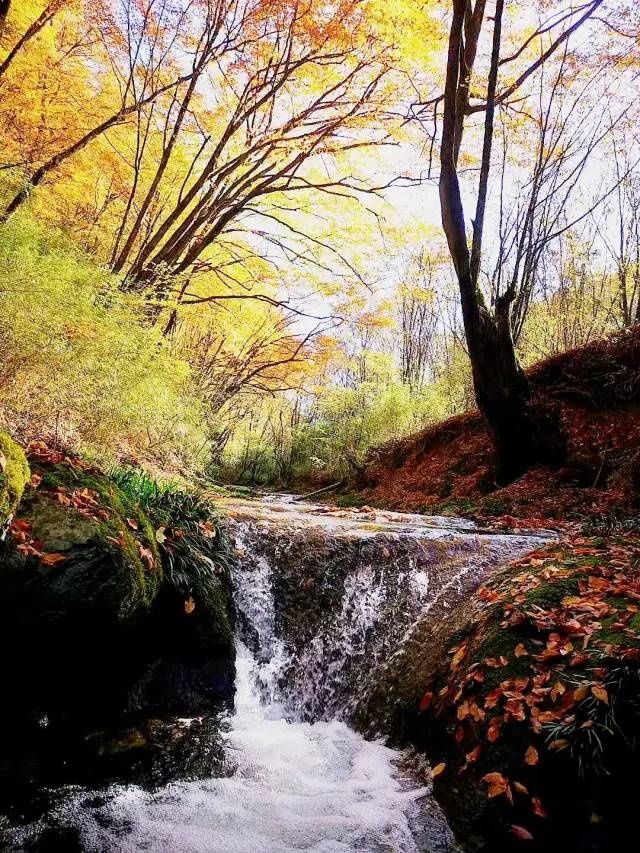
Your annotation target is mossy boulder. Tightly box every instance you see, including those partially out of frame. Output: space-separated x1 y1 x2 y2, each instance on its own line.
0 445 235 811
0 431 30 527
410 534 640 853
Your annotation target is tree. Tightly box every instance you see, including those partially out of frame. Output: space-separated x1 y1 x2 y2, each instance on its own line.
437 0 607 481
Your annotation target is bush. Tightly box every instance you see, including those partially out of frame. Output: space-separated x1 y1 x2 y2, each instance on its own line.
0 211 208 472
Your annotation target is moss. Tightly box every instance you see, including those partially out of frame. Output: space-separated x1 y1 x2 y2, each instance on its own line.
523 575 583 609
32 458 162 609
0 431 30 525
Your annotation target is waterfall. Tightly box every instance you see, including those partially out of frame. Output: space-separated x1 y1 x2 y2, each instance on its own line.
5 497 549 852
227 498 548 724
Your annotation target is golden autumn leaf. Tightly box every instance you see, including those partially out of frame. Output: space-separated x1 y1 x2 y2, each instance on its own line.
431 762 446 779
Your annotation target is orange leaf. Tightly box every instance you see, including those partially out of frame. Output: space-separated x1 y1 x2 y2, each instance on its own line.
591 684 608 704
41 552 66 566
524 745 538 766
481 771 509 798
515 643 528 658
431 762 446 779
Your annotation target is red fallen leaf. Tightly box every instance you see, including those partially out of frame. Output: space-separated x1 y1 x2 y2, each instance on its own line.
524 745 539 766
511 825 534 841
11 519 33 533
532 797 547 818
591 684 609 704
431 762 446 778
515 643 528 658
569 653 589 667
419 691 433 712
550 681 566 702
487 718 501 743
484 688 503 709
41 553 66 567
126 518 139 530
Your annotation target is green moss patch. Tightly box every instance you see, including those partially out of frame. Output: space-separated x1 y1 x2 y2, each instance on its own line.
0 431 30 525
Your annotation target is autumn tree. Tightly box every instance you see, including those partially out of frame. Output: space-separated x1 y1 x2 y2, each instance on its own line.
436 0 623 481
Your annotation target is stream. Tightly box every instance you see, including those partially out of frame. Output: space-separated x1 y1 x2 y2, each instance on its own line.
5 498 551 852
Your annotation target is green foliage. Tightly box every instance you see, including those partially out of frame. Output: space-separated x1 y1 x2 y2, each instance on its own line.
112 464 230 603
0 431 30 524
0 211 207 471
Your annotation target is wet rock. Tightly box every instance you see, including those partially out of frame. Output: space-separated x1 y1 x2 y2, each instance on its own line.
0 447 235 818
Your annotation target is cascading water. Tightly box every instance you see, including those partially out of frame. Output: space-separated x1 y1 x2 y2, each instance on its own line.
5 497 550 853
227 498 549 725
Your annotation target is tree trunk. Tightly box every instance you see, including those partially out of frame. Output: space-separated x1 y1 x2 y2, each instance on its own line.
468 300 537 483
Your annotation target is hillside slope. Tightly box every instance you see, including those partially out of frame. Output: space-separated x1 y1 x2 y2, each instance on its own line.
359 327 640 523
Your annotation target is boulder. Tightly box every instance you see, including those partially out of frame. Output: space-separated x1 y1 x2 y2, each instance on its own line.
0 444 235 812
407 533 640 853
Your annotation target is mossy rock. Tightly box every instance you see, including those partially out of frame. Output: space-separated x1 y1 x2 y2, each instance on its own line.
410 534 640 852
29 454 162 609
0 431 30 526
0 448 235 750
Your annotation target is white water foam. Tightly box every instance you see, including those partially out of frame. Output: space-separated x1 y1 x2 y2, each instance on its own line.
39 646 442 853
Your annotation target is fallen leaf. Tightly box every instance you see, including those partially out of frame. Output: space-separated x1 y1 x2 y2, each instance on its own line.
591 684 609 704
466 745 481 763
126 518 139 530
431 762 446 779
515 643 528 658
139 545 155 570
41 553 66 566
419 691 433 712
531 797 547 818
510 825 534 841
481 771 509 798
155 526 167 544
524 745 538 766
184 596 196 614
0 451 5 472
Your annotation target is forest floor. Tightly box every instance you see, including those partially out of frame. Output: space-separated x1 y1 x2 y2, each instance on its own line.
347 325 640 531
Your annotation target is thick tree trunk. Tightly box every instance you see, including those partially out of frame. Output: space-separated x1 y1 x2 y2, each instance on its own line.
468 302 537 483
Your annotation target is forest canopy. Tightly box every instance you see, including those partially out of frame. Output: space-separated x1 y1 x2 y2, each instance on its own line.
1 0 639 484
